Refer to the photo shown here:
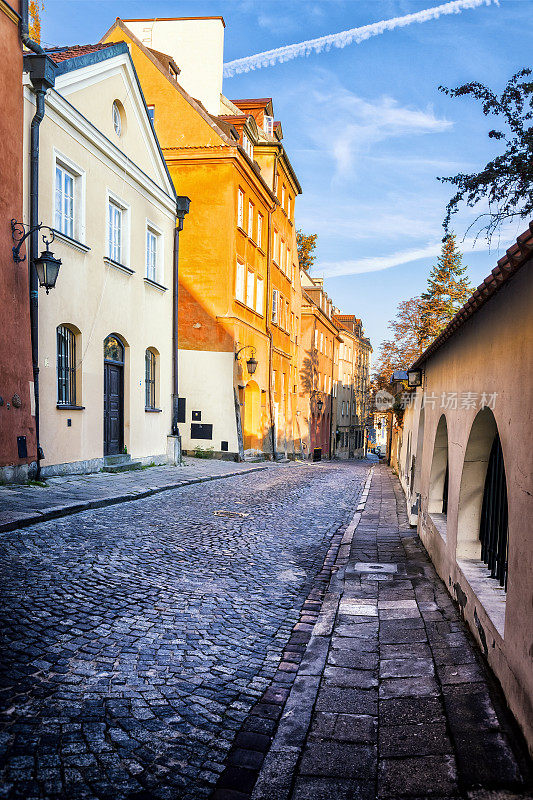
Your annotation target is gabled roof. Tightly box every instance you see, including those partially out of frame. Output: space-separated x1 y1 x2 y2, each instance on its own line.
39 41 176 202
412 221 533 369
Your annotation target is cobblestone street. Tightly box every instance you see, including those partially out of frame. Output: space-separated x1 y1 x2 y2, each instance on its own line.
0 461 531 800
0 461 368 800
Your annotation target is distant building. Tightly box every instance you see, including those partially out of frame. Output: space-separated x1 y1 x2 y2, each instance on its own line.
332 314 371 459
298 274 339 460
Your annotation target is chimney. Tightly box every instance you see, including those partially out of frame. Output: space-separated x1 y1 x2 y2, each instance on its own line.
125 16 225 114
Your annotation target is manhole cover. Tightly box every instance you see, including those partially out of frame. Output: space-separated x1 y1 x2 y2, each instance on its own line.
352 562 398 574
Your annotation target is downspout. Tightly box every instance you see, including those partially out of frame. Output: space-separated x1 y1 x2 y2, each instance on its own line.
266 204 277 461
328 332 335 460
171 198 191 443
21 1 55 477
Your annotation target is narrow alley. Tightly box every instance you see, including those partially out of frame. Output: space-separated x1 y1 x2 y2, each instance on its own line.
0 462 530 800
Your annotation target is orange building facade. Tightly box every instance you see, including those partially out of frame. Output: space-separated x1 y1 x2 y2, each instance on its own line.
299 274 339 460
102 20 303 459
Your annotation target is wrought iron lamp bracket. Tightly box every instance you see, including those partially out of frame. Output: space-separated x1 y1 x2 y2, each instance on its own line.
235 345 256 361
11 219 55 264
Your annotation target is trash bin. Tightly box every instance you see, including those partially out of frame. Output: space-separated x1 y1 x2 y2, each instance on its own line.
313 447 322 462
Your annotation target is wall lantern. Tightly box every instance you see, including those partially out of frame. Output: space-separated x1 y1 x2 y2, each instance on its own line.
407 368 423 388
317 397 324 412
11 220 61 293
235 345 258 376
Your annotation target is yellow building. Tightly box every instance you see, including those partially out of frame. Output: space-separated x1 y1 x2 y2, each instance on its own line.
24 43 178 475
102 19 302 459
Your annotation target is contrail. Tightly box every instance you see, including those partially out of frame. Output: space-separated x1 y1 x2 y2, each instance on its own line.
223 0 497 77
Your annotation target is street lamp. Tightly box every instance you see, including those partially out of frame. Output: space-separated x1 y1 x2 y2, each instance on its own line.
11 220 61 292
407 368 423 388
235 345 258 376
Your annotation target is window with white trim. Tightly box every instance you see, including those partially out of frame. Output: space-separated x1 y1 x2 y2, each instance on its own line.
146 227 159 281
246 269 255 308
272 288 279 324
287 195 292 220
248 201 254 238
108 199 123 263
55 164 75 238
264 115 274 136
256 277 264 315
281 184 286 210
236 260 245 303
238 189 244 228
257 213 263 248
273 230 279 264
242 132 254 160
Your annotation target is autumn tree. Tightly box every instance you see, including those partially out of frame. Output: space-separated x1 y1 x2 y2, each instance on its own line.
439 69 533 241
29 0 44 43
420 233 472 341
296 230 318 272
374 296 429 381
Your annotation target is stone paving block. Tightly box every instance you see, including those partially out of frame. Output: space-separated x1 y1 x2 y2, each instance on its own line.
379 722 453 758
297 637 330 676
327 649 378 670
378 754 458 797
379 676 440 699
250 745 300 800
379 643 432 660
379 627 429 644
437 663 486 685
316 686 378 715
379 697 445 726
292 776 375 800
379 658 435 679
332 713 377 744
323 666 378 688
299 741 376 779
452 731 523 786
308 712 337 739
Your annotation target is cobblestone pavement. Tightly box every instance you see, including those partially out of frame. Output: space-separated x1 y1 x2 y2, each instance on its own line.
0 460 369 800
0 458 268 533
247 465 532 800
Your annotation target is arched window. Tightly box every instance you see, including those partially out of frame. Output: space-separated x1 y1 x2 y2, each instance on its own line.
57 324 78 406
479 432 508 588
145 349 156 409
104 334 124 364
428 415 449 516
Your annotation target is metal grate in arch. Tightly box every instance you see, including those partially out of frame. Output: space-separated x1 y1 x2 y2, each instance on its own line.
479 432 508 589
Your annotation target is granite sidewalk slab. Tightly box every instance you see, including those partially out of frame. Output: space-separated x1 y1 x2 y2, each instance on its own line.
0 458 269 533
216 464 533 800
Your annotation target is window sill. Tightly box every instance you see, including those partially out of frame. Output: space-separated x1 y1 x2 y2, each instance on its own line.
56 404 85 410
457 558 506 638
145 407 162 413
237 225 247 236
428 511 447 542
53 229 90 253
144 277 168 292
257 246 266 256
104 257 134 275
235 298 263 318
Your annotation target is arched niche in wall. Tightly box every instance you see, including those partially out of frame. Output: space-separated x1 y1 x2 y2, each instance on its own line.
456 407 506 565
412 406 425 497
428 414 449 515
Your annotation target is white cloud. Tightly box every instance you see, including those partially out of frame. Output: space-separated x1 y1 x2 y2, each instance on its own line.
316 235 514 278
224 0 498 76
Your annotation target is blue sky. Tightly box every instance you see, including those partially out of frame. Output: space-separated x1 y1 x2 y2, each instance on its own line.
41 0 533 358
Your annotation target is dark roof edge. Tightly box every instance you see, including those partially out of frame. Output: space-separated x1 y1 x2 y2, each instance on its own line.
412 221 533 369
50 42 128 76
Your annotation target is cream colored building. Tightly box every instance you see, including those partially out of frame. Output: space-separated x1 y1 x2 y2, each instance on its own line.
390 228 533 754
23 43 178 475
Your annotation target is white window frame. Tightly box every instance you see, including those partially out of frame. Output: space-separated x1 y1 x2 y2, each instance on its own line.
246 268 255 308
242 132 254 160
281 183 286 210
257 213 263 249
256 276 264 316
248 201 254 238
287 194 292 220
238 189 244 229
236 259 245 303
53 150 86 244
145 220 163 283
106 192 130 267
272 288 279 324
273 230 279 265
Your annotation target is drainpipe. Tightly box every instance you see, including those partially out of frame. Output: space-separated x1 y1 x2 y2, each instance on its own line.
171 197 191 442
266 205 277 462
21 2 56 477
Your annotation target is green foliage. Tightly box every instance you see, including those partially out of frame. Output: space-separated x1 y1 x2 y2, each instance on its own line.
420 234 472 341
193 446 215 459
439 69 533 241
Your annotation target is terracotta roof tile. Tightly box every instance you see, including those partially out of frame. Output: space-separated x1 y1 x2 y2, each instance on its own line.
45 43 115 63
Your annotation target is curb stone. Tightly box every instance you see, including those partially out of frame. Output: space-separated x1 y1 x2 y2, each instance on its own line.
0 466 269 534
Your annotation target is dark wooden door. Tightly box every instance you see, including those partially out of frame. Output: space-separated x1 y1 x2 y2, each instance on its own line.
104 362 123 455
